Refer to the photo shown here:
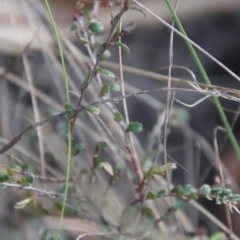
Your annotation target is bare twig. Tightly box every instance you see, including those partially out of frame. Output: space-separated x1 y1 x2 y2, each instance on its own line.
5 0 46 178
163 0 179 192
1 182 59 198
118 0 143 186
213 126 233 235
131 0 240 83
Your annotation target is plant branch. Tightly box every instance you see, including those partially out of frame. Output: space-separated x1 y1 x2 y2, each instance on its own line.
70 0 130 132
0 86 239 155
43 1 72 239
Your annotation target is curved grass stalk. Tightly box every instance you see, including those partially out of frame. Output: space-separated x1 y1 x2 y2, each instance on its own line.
43 1 72 239
165 0 240 160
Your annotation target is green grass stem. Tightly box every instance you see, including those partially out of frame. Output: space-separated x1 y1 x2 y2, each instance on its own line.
165 0 240 160
43 1 72 239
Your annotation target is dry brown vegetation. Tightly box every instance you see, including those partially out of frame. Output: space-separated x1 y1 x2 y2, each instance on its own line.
1 1 240 240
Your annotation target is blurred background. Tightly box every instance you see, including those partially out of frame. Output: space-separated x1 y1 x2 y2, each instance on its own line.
1 0 240 239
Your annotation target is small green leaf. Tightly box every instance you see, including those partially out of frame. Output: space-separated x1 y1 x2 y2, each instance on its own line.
175 200 187 210
71 142 84 156
21 163 29 171
114 41 131 55
167 205 177 214
142 206 154 218
184 184 196 195
189 192 198 200
111 175 119 183
71 21 78 31
151 163 176 176
114 111 122 122
97 141 108 149
210 232 226 240
211 187 223 196
101 50 111 60
21 181 30 187
199 184 211 195
122 22 136 35
159 216 170 222
0 173 9 182
229 194 240 203
156 190 166 197
115 163 124 175
87 106 101 115
82 69 92 87
144 166 164 178
88 21 104 34
7 166 15 177
146 192 156 200
96 67 118 81
109 82 120 92
130 7 147 18
94 157 105 169
100 83 109 97
65 103 76 120
220 188 232 197
25 172 34 184
171 186 185 197
126 122 143 133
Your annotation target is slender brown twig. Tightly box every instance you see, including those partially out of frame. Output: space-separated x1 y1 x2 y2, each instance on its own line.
0 86 239 155
70 0 130 132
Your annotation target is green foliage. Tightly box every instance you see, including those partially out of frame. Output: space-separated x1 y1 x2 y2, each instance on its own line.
88 21 104 34
1 1 239 240
114 41 131 55
166 0 240 160
114 111 122 122
97 141 108 149
115 163 124 175
210 232 226 240
101 49 111 60
71 142 84 156
21 163 29 171
0 172 9 182
142 206 154 218
96 67 118 81
25 172 34 184
93 157 106 169
100 83 120 97
82 69 92 87
126 122 143 133
87 106 101 115
100 83 109 97
122 22 136 35
65 103 76 120
109 82 120 92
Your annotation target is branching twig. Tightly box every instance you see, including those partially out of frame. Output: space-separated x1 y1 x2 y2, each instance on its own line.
1 182 59 198
71 0 130 132
214 126 233 234
0 86 239 155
